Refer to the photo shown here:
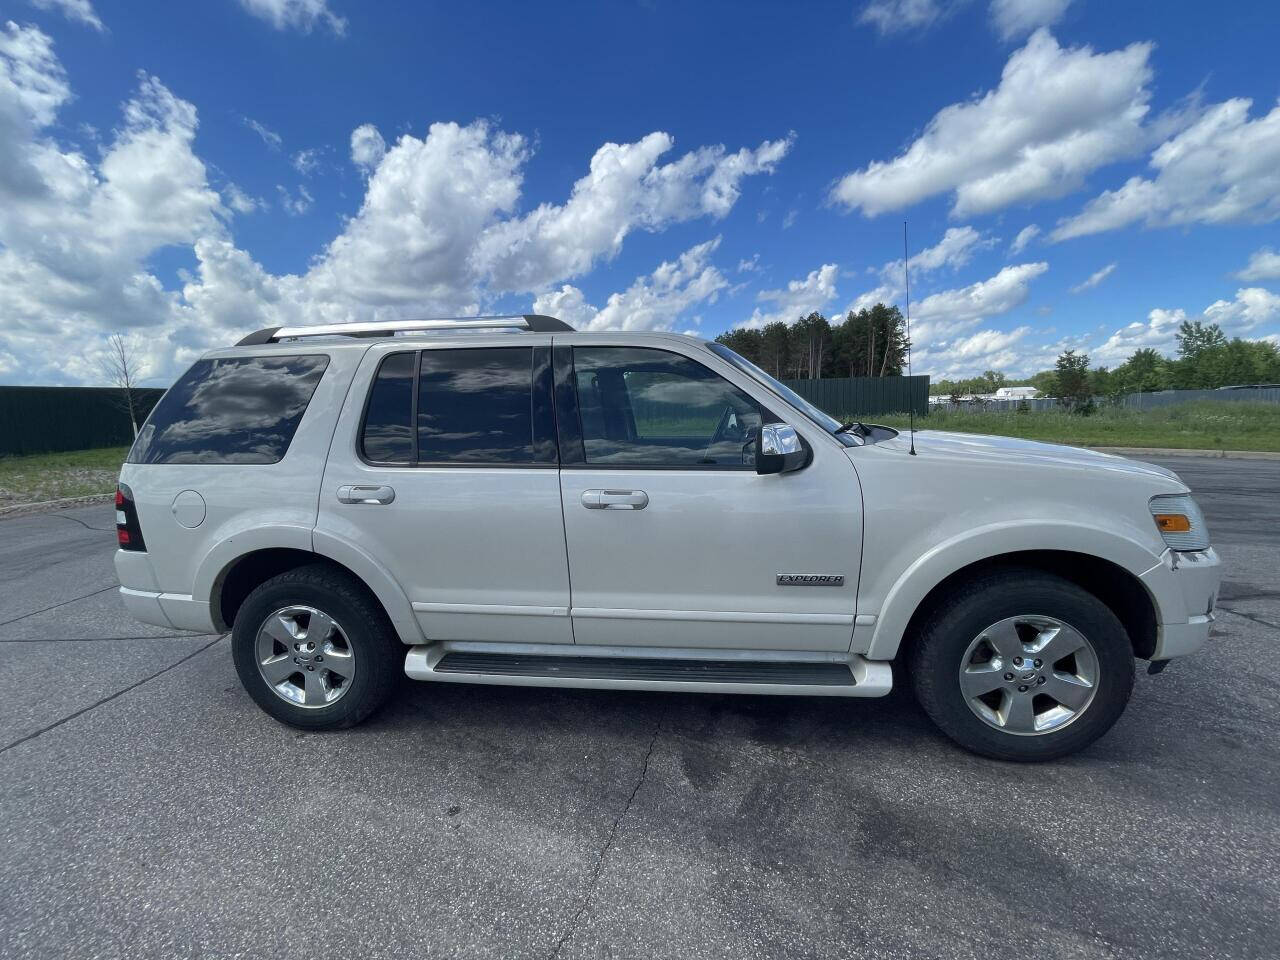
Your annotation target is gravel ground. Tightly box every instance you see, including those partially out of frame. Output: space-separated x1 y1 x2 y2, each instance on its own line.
0 456 1277 960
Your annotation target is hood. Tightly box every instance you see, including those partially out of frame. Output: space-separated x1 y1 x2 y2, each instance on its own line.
874 429 1184 486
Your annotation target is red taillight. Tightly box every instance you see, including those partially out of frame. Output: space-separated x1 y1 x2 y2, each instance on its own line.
115 483 146 551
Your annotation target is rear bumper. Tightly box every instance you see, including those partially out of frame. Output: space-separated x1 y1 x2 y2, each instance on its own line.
115 549 216 634
118 587 216 633
1140 548 1221 661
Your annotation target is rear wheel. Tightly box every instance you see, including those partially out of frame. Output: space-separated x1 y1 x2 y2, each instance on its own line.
232 564 402 729
909 570 1134 761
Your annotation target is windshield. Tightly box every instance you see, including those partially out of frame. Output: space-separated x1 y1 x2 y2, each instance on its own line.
707 342 843 434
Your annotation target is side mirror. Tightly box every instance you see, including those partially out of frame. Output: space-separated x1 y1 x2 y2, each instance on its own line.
755 423 810 475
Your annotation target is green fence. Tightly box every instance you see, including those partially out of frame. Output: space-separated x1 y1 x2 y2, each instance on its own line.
0 386 165 457
782 375 930 418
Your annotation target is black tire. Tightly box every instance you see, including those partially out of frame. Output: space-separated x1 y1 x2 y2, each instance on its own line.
231 564 402 730
908 569 1134 761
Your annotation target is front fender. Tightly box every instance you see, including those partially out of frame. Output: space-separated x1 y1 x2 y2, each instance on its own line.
862 521 1163 661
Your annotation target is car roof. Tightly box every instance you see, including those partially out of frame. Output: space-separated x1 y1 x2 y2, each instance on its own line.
209 319 708 360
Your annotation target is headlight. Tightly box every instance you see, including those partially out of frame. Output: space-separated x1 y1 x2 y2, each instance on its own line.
1149 493 1210 551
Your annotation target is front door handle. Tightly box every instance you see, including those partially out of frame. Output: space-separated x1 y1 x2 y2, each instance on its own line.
337 484 396 505
581 489 649 510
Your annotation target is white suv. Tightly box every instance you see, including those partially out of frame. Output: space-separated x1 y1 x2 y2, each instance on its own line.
114 315 1220 760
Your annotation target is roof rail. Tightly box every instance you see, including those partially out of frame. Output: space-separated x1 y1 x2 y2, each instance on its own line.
235 314 573 346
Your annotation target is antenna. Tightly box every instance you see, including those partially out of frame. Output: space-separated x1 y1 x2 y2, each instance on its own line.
903 220 917 456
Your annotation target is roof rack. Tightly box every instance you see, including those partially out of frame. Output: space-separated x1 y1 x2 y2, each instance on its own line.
235 314 573 346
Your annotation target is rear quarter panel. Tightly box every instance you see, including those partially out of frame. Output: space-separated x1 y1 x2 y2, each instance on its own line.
118 346 361 602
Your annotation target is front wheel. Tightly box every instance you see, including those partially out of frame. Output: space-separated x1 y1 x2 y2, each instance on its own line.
231 564 402 730
909 570 1135 761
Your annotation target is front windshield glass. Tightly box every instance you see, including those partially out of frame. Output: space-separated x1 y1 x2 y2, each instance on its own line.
707 342 843 434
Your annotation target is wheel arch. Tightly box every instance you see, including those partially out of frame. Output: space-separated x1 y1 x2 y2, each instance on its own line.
880 550 1159 664
208 538 423 645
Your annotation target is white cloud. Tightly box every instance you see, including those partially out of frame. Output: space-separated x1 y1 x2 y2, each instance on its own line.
989 0 1071 41
847 225 990 313
275 183 313 216
532 239 727 332
912 262 1049 341
1069 262 1116 294
243 115 281 150
914 326 1038 380
350 122 384 174
238 0 346 35
1237 248 1280 282
0 24 227 383
292 147 320 176
1090 287 1280 365
830 30 1155 218
223 183 261 214
858 0 953 35
857 0 1073 41
0 25 791 383
746 264 839 328
472 131 792 294
907 225 988 273
28 0 103 31
1052 98 1280 240
1203 287 1280 333
1009 224 1040 255
736 254 760 273
782 208 798 229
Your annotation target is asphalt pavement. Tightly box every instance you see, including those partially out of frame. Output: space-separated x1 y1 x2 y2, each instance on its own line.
1 456 1277 960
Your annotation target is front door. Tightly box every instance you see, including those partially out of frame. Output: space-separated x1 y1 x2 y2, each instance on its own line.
317 337 572 644
556 341 862 652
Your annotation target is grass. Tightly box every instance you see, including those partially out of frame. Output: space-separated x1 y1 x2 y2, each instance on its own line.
869 401 1280 452
0 445 129 506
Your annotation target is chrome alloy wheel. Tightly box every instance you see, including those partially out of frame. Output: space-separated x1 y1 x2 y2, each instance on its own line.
958 615 1099 736
255 606 356 709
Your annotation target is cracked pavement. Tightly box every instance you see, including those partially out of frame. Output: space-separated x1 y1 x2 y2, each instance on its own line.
1 457 1278 959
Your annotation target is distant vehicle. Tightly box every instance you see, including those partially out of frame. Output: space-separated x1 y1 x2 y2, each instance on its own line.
113 315 1219 761
994 386 1040 400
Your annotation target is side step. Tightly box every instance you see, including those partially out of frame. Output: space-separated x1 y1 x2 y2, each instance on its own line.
405 642 892 698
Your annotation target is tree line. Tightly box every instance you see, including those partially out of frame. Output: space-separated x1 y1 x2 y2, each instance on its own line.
714 304 909 380
931 320 1280 403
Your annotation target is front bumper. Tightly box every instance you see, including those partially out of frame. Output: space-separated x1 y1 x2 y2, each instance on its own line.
1139 547 1221 661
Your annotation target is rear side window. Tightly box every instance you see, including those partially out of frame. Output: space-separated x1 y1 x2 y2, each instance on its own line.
417 347 539 463
128 355 329 465
360 352 415 464
357 346 555 466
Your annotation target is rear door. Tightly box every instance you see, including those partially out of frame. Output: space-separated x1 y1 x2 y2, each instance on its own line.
317 336 573 644
555 338 863 652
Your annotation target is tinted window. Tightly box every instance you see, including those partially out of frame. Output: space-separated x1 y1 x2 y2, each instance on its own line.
360 352 415 463
417 347 538 463
128 355 328 465
572 347 763 467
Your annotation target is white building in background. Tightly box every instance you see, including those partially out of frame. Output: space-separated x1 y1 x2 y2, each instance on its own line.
929 385 1044 406
994 386 1040 400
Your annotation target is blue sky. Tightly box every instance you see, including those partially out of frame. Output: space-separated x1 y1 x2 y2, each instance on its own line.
1 0 1277 385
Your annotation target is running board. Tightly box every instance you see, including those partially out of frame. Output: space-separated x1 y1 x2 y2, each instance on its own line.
404 642 892 697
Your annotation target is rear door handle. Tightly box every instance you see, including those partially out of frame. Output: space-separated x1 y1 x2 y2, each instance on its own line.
581 489 648 510
337 484 396 505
